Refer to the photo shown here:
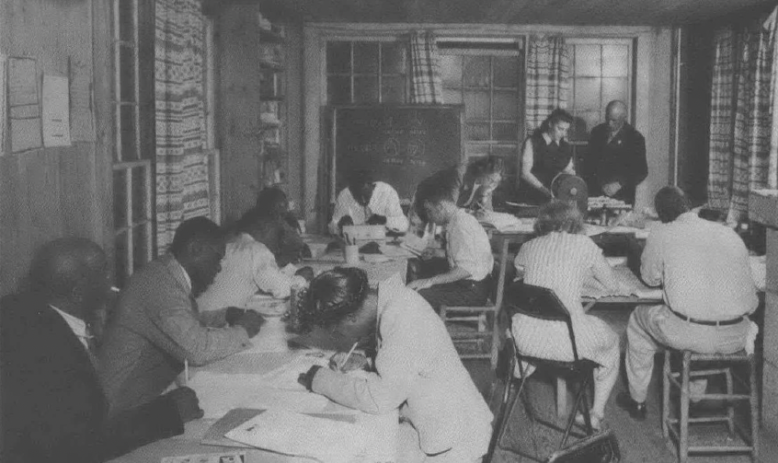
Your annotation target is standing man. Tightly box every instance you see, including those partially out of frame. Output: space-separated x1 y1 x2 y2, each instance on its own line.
100 217 264 415
1 238 202 463
617 187 758 420
586 100 647 204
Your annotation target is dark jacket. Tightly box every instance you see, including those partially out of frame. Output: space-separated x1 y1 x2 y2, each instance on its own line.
586 122 647 204
0 293 184 463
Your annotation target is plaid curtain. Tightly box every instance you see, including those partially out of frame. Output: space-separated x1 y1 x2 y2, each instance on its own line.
767 7 778 188
155 0 210 253
708 24 773 219
525 35 570 132
410 31 444 104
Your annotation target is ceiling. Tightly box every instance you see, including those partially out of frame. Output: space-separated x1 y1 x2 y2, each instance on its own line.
254 0 774 26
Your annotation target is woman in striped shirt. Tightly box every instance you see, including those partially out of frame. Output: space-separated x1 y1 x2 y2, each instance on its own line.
512 200 622 429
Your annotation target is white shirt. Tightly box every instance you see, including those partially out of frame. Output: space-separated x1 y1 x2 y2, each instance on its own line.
50 305 91 351
196 233 307 312
329 181 409 234
172 258 192 293
446 209 494 281
641 212 758 320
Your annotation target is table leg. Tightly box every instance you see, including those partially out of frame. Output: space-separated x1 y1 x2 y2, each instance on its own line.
557 377 567 419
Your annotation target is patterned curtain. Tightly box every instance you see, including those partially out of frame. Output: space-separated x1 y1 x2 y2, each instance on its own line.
155 0 210 253
707 24 773 220
409 31 444 104
525 35 570 132
767 7 778 188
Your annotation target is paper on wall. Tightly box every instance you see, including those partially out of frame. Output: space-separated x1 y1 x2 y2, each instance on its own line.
42 75 71 147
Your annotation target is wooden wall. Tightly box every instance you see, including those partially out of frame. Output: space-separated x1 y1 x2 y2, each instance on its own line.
0 0 113 295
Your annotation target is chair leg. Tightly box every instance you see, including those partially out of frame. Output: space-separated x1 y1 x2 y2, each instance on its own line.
663 350 671 439
749 357 759 463
560 377 592 448
679 352 690 463
488 377 518 461
725 366 735 435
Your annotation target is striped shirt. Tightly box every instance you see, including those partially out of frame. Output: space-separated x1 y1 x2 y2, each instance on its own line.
196 233 306 312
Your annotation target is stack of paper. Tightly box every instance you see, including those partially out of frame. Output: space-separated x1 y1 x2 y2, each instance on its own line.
477 211 522 232
225 409 367 463
399 233 427 256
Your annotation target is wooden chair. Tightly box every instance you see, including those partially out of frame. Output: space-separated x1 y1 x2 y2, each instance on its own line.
662 349 758 463
439 236 512 369
490 282 598 460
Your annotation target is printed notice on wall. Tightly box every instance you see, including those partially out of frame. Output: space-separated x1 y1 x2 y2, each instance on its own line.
8 57 42 153
69 57 94 142
42 75 71 147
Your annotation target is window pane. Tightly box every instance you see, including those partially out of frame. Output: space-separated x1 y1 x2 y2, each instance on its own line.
574 45 601 77
131 166 147 224
493 56 519 88
602 77 630 108
464 91 489 120
381 42 406 74
354 42 378 74
328 75 351 104
574 77 601 113
132 224 149 272
115 231 128 288
493 123 519 141
120 45 136 103
113 170 127 227
327 42 351 74
443 89 462 104
120 105 137 160
493 90 518 120
465 143 490 158
381 75 405 103
118 0 135 43
463 56 490 88
466 123 490 141
440 55 462 87
354 76 378 103
602 45 629 77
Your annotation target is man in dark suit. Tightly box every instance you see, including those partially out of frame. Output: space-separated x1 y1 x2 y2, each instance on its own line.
1 238 203 463
585 100 648 205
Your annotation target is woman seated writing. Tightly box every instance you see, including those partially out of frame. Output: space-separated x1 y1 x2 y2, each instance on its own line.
297 268 493 463
512 200 623 430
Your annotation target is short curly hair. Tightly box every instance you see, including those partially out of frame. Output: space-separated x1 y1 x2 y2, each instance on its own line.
295 267 370 332
534 200 585 236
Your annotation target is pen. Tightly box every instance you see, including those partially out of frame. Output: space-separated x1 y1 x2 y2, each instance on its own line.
338 341 359 371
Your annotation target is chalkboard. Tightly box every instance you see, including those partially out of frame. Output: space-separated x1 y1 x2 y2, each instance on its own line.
330 105 463 203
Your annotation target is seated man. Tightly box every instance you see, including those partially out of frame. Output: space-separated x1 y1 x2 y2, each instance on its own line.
407 177 494 311
1 238 202 463
329 169 409 235
99 217 264 414
252 187 310 267
585 100 647 204
196 206 313 312
617 186 759 420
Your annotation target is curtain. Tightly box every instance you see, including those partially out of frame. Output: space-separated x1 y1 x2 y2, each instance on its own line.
155 0 210 253
525 35 570 132
707 23 773 220
767 7 778 188
409 31 444 104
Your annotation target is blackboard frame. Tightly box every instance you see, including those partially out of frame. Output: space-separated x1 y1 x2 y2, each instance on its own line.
329 104 465 205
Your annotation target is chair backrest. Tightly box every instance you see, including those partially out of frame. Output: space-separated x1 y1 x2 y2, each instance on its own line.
503 281 582 362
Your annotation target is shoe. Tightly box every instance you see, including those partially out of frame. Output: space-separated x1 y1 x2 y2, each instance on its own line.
574 412 602 431
616 392 647 421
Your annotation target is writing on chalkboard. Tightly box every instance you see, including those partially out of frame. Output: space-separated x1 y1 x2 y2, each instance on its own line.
331 105 463 203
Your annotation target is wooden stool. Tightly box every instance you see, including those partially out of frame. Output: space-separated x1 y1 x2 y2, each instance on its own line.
662 349 758 463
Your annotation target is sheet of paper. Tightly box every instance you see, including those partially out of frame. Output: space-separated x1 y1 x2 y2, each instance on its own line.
160 451 246 463
399 233 426 255
225 409 367 463
187 371 330 418
69 57 94 142
42 75 71 147
258 351 330 391
8 57 42 153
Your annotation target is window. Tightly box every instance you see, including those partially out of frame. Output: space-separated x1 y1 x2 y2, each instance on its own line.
567 39 633 142
439 42 524 188
326 41 408 104
113 0 153 286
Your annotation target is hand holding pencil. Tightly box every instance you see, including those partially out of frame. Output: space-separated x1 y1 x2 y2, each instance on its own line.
328 342 369 372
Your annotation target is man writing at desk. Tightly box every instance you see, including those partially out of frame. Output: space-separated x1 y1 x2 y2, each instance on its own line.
617 186 759 420
329 169 409 235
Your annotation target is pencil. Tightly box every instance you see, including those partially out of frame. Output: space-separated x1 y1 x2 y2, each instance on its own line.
184 359 189 386
338 341 359 371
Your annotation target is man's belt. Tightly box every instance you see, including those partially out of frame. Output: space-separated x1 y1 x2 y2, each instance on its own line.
669 308 745 327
